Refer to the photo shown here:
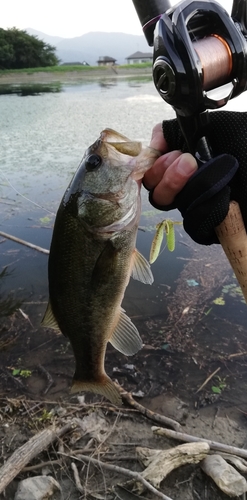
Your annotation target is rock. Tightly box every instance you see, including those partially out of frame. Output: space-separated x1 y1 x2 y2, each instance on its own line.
201 454 247 497
14 475 61 500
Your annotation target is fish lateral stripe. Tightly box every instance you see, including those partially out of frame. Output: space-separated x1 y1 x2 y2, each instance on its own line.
71 375 122 406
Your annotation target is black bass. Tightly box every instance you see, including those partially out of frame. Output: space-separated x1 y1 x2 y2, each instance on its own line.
42 129 160 405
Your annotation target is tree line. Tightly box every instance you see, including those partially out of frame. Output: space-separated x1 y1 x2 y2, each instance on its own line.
0 28 59 70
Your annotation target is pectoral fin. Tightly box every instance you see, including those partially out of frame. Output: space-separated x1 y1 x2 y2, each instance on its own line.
131 249 154 284
41 300 60 331
109 308 143 355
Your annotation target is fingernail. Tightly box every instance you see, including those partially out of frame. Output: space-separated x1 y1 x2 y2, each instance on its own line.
177 154 198 176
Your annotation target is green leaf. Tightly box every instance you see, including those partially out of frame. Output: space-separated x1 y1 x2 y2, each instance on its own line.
12 369 20 376
213 297 225 305
20 370 32 378
211 386 221 394
39 216 51 224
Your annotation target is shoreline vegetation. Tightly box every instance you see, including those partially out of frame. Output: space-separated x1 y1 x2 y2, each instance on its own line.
0 63 153 84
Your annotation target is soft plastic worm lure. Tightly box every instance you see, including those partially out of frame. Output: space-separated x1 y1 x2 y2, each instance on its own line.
149 219 182 264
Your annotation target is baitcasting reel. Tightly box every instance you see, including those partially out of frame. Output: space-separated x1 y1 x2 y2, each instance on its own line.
132 0 247 161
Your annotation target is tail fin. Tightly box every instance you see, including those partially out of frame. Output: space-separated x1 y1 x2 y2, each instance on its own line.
71 374 122 406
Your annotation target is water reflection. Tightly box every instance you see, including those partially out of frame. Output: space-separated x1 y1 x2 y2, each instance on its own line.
98 79 117 88
0 82 62 96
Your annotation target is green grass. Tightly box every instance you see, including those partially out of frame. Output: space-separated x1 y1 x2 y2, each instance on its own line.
0 62 152 75
119 63 152 69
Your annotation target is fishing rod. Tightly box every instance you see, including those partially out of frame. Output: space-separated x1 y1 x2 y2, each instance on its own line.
132 0 247 302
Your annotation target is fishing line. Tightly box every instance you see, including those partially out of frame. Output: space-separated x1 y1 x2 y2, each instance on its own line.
156 241 168 260
0 170 55 216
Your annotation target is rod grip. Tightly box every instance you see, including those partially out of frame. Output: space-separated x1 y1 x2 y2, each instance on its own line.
215 201 247 303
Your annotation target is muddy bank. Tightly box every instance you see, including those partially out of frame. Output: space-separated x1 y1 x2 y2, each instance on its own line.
0 393 246 500
1 238 247 499
0 66 152 85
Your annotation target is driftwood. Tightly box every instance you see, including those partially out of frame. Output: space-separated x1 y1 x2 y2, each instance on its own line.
0 422 73 493
136 442 210 493
152 427 247 460
0 230 49 255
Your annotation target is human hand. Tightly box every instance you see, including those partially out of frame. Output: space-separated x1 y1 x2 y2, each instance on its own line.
143 123 197 206
144 113 245 245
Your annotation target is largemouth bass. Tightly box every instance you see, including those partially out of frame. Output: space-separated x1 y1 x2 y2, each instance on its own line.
42 129 160 405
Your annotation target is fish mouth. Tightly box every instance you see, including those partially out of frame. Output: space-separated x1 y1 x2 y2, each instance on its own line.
100 128 142 157
98 129 161 181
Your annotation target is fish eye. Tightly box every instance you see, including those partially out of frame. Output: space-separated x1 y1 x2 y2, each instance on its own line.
85 154 102 171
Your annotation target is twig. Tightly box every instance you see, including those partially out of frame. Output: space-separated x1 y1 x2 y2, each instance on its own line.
0 422 74 493
228 351 247 359
212 407 219 429
18 308 33 327
59 452 173 500
0 230 49 254
115 384 181 432
23 459 62 472
71 462 84 494
152 427 247 460
195 367 221 394
0 368 26 390
38 365 54 395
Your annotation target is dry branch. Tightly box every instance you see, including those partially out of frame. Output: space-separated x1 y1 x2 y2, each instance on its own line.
59 451 174 500
115 384 181 432
0 422 73 493
195 367 221 394
38 365 54 395
71 462 84 494
0 230 49 255
152 427 247 460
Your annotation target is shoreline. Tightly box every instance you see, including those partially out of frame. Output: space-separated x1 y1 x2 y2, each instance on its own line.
0 66 152 85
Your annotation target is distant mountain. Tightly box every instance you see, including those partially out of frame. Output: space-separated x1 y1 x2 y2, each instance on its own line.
26 28 64 47
25 28 150 65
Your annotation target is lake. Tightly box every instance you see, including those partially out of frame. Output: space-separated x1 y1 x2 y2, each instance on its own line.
1 76 247 419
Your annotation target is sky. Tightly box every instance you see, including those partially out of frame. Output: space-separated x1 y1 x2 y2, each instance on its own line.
2 0 234 38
